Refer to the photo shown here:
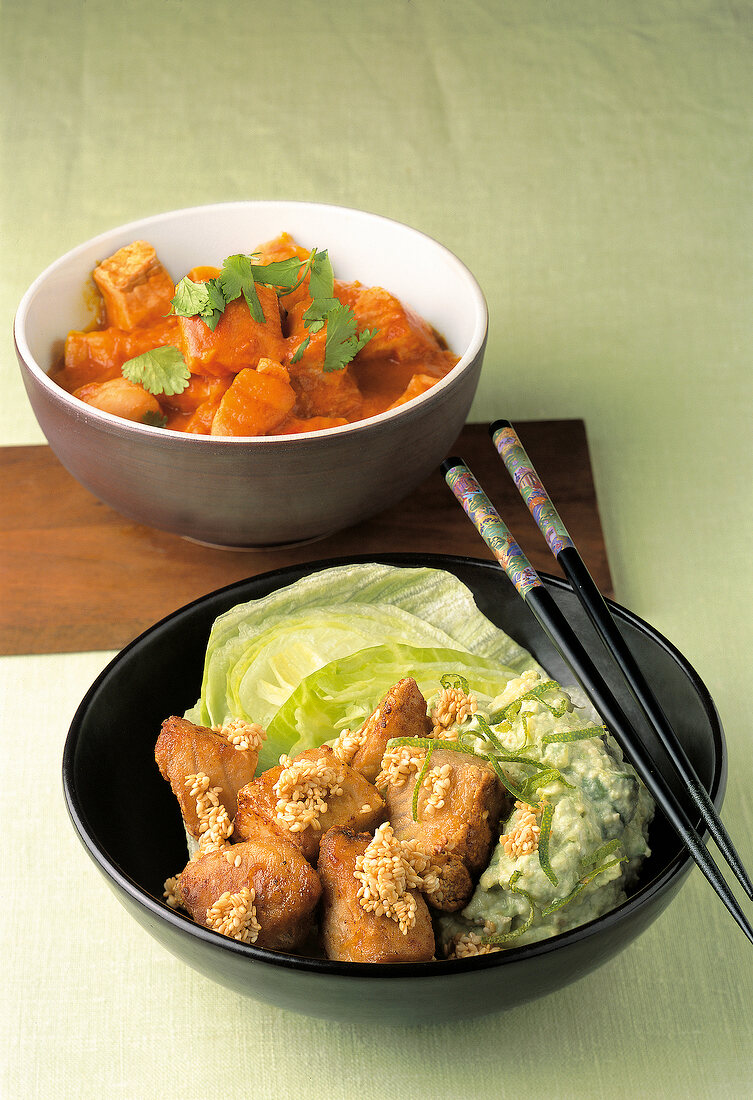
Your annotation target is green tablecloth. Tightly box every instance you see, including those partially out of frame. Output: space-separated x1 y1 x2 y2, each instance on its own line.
2 2 751 1095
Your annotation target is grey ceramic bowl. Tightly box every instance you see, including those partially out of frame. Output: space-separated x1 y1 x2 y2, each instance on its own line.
14 202 487 548
62 554 726 1026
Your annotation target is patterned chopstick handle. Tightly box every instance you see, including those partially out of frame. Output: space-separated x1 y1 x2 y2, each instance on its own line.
490 421 574 557
443 459 541 597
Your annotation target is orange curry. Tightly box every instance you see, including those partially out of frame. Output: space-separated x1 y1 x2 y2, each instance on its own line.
52 235 458 436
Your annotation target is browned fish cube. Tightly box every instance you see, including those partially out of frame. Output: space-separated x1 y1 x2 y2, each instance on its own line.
383 746 508 874
93 240 175 329
155 715 261 838
234 745 385 863
178 835 321 953
318 827 435 963
348 677 431 783
423 852 474 913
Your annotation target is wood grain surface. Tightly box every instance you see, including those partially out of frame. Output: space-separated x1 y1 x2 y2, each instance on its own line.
0 420 612 655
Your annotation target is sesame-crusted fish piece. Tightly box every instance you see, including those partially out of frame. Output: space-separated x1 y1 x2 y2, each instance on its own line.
178 834 321 953
318 827 435 963
234 745 385 864
340 677 432 784
383 746 509 875
155 715 261 838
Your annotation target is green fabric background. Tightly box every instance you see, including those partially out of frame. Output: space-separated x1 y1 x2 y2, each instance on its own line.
1 1 751 1096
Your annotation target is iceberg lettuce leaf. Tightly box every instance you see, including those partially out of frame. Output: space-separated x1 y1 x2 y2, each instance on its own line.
265 642 522 771
185 564 540 771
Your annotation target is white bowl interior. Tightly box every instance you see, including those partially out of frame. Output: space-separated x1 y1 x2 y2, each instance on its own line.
16 202 487 391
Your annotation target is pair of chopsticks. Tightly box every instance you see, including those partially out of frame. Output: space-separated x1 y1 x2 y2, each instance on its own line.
441 419 753 946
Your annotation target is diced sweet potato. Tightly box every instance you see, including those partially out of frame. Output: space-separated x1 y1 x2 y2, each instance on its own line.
350 678 432 784
185 265 221 282
318 827 435 963
159 373 229 414
181 396 224 434
252 232 310 267
210 365 296 437
383 747 508 874
234 746 385 863
93 241 175 330
387 372 437 409
276 415 349 434
155 716 261 837
178 290 286 376
178 835 321 952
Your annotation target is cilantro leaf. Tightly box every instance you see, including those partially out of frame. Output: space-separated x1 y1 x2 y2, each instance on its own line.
167 246 377 372
322 303 376 372
200 278 226 330
141 410 168 428
290 334 311 364
219 254 254 302
171 276 225 330
172 277 211 318
122 345 190 396
220 255 264 322
251 256 308 292
302 297 339 335
308 250 334 300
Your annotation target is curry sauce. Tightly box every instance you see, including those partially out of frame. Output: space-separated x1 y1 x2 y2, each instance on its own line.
52 234 458 436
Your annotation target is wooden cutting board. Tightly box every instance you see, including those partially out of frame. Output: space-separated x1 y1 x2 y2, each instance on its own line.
0 420 612 655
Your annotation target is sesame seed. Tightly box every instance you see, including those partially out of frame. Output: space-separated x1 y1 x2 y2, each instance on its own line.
430 687 478 738
184 772 233 853
375 746 425 791
163 876 184 910
213 718 267 753
205 887 261 944
500 800 542 860
273 755 345 833
353 822 440 934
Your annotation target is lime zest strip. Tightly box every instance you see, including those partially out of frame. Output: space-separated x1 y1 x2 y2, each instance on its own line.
385 736 488 761
482 870 537 945
541 857 626 916
542 725 606 746
411 739 437 822
488 755 532 804
537 800 558 886
517 767 574 803
580 839 622 869
473 712 506 753
489 680 566 724
440 672 471 693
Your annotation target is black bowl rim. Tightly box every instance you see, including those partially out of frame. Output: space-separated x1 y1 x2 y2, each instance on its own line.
62 551 726 979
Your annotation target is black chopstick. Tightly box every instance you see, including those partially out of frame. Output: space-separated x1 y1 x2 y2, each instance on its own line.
489 418 753 903
441 455 753 947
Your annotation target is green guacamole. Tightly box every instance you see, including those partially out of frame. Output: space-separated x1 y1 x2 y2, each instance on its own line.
438 671 655 952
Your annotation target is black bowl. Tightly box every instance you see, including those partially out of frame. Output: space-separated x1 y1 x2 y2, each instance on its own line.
63 554 725 1026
